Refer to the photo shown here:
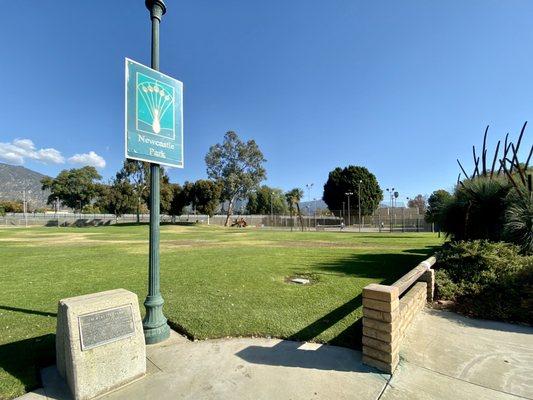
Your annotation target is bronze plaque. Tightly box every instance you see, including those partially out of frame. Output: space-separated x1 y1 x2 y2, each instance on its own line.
78 305 135 350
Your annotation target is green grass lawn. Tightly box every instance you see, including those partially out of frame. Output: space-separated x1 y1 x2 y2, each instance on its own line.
0 225 442 399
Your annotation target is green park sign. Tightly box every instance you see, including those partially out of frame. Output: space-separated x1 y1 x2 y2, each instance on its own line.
125 58 183 168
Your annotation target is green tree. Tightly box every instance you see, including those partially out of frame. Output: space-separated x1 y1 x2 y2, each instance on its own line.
205 131 266 226
96 180 137 217
155 174 174 215
190 180 222 217
246 186 288 214
425 189 452 225
285 188 304 231
116 160 150 223
0 201 23 213
41 166 102 211
117 161 173 219
322 166 383 217
168 183 188 218
408 194 427 214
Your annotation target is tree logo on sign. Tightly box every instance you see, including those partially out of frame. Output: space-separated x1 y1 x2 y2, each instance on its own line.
136 72 175 139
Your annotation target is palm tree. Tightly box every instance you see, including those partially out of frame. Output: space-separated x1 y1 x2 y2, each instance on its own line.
285 188 304 232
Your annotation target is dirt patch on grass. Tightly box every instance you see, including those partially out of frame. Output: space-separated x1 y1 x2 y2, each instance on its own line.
284 273 319 285
159 239 276 251
270 240 357 249
162 226 200 234
0 233 141 247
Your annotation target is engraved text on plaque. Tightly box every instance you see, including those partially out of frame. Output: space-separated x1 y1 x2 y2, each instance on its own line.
78 305 135 350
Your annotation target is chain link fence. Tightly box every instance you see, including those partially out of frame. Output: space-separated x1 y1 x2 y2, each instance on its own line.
1 208 433 232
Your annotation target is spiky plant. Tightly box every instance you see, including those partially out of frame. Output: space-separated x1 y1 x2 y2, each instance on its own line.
461 176 511 241
440 176 510 241
441 122 533 248
504 179 533 255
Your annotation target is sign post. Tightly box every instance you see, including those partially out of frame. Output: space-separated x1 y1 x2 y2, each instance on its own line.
125 0 183 344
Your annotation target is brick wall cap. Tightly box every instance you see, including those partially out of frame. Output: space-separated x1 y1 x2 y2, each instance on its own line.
364 284 398 295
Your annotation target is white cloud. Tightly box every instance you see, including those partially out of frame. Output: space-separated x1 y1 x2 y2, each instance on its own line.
35 148 64 164
0 151 24 165
68 151 106 169
12 138 35 151
0 138 65 165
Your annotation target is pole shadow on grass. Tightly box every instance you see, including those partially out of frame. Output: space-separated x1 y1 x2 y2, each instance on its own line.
0 306 57 395
309 249 437 283
0 305 57 318
0 334 55 395
287 294 363 349
402 245 441 257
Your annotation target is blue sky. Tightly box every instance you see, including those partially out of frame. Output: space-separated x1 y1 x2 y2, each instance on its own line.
1 0 532 203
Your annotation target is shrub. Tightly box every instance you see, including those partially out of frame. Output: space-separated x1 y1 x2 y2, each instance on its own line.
0 200 23 213
435 240 533 323
434 270 461 299
439 177 510 242
504 187 533 255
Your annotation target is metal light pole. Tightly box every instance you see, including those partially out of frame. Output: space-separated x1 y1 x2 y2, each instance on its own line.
305 183 314 205
55 197 59 228
143 0 170 344
345 192 353 226
342 201 345 224
358 180 362 233
270 191 274 227
392 192 400 231
405 197 410 232
313 198 317 228
22 190 28 227
305 183 313 231
386 188 394 233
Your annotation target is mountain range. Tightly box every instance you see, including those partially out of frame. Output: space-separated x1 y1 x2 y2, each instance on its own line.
0 163 51 209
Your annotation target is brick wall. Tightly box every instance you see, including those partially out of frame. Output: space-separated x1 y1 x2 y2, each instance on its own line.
361 258 435 373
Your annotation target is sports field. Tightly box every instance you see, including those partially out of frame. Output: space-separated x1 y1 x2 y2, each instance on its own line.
0 225 441 399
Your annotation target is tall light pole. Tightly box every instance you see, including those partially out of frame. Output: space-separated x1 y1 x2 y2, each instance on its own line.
313 198 317 228
358 180 362 233
405 197 410 232
22 189 28 227
55 197 59 228
394 190 399 231
270 191 274 226
305 183 314 204
143 0 170 344
342 201 345 224
345 192 353 226
305 183 313 230
386 187 395 233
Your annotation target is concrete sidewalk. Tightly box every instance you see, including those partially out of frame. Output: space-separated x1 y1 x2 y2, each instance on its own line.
19 309 533 400
383 309 533 399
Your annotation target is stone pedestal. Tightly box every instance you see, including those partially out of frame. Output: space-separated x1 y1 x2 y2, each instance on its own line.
56 289 146 400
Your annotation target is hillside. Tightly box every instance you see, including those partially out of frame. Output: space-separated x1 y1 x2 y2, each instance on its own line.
0 163 50 209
